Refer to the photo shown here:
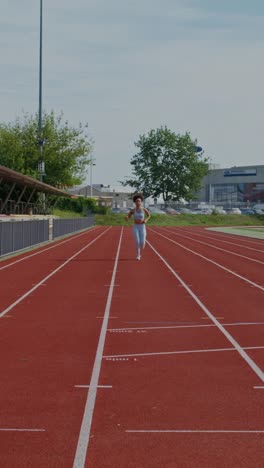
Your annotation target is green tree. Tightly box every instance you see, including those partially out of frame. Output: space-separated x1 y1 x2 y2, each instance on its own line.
123 127 208 202
0 111 93 187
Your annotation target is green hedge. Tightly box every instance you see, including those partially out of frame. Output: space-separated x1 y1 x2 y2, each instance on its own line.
56 197 108 215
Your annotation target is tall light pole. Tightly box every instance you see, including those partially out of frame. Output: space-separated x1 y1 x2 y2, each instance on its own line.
38 0 45 182
90 161 96 197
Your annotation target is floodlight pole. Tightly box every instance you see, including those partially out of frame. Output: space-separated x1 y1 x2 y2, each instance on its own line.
38 0 44 182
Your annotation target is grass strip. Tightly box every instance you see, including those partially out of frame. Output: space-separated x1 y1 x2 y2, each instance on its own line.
95 213 264 227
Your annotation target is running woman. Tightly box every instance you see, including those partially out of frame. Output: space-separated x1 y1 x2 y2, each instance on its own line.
125 194 150 260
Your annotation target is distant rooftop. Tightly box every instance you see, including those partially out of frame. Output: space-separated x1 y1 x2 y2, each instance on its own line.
73 183 132 194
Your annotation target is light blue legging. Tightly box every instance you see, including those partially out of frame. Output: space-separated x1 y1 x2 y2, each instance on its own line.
133 224 146 253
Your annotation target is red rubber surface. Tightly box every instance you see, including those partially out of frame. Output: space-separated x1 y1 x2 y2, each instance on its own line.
0 226 263 467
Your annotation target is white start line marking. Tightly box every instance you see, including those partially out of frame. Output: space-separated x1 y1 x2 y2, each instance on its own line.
97 317 118 319
103 345 264 360
108 330 147 334
106 358 130 362
75 385 112 389
0 428 45 432
107 322 264 332
126 429 264 434
104 285 120 287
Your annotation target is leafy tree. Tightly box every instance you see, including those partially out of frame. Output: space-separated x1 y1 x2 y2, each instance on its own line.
0 111 93 187
123 127 208 202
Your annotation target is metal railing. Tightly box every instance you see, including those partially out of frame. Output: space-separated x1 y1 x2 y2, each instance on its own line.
0 220 49 257
0 216 95 258
52 216 95 239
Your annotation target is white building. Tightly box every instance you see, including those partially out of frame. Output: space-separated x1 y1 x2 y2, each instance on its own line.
68 184 133 209
195 165 264 207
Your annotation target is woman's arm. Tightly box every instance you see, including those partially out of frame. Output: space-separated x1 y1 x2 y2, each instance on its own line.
144 208 151 224
125 209 134 222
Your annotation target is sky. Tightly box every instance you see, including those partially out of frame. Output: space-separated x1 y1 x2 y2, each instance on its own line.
1 0 264 186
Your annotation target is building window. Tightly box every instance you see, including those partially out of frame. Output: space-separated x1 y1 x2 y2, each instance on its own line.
208 183 264 203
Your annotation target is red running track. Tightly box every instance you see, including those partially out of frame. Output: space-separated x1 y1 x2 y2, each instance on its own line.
0 226 263 467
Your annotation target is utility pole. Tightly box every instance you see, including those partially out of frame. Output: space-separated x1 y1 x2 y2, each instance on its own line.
38 0 45 182
90 161 96 197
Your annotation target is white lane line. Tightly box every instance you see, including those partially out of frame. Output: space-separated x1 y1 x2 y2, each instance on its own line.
108 321 264 332
149 229 264 293
126 429 264 434
75 385 112 389
158 227 264 266
0 226 98 271
73 228 123 468
104 346 264 359
0 228 111 319
0 428 45 432
178 227 264 254
147 239 264 384
254 386 264 389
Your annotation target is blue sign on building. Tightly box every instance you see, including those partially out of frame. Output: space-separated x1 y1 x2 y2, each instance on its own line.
223 169 257 177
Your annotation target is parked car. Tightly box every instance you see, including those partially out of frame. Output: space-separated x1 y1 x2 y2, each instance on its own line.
119 208 129 213
165 207 180 215
192 208 213 215
177 208 192 214
149 208 166 214
229 208 242 214
240 209 255 215
253 204 264 213
214 208 227 214
190 209 202 214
